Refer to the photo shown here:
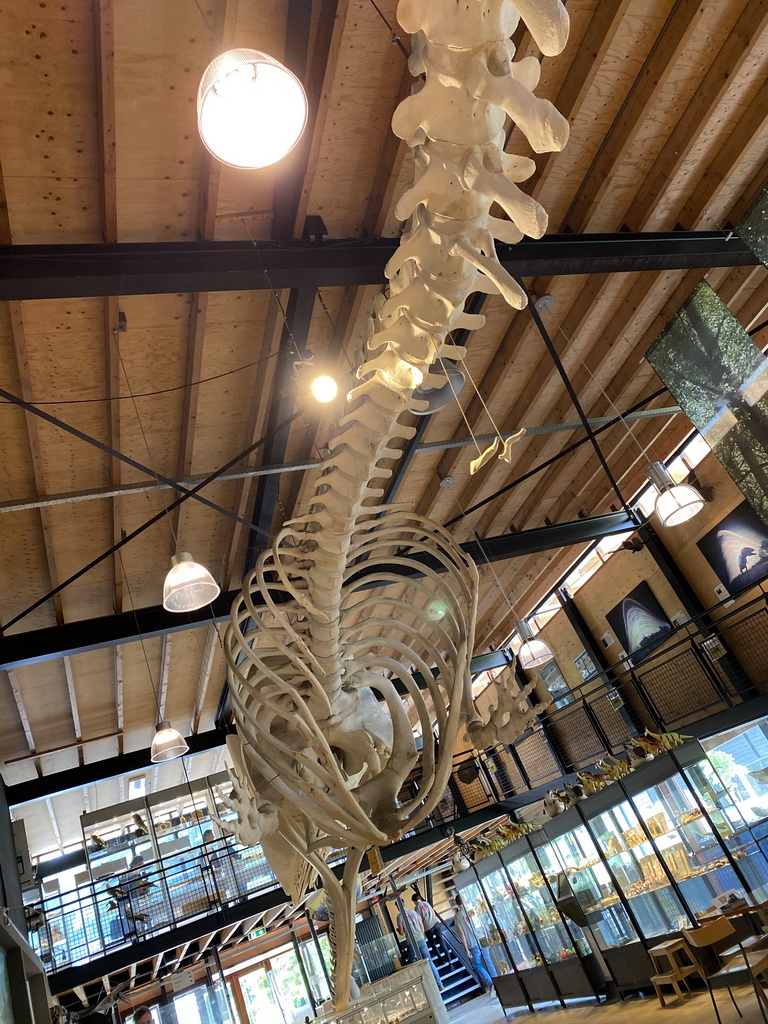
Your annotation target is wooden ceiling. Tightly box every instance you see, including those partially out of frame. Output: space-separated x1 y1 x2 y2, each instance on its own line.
2 0 768 854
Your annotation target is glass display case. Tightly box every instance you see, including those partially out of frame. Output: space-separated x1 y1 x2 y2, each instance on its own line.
314 961 447 1024
583 795 691 938
455 848 604 1009
533 819 655 991
629 772 748 916
500 849 588 966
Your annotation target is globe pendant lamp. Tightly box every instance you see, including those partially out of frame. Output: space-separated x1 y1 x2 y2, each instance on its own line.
515 618 554 670
197 48 308 169
163 552 220 613
645 461 705 528
151 721 189 763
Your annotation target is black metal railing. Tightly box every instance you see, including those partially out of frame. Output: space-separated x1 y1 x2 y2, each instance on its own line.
28 834 277 972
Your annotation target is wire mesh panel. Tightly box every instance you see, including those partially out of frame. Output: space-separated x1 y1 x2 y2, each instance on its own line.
479 745 525 798
549 705 606 768
588 693 634 748
635 648 726 727
717 610 768 694
514 731 560 787
451 755 494 813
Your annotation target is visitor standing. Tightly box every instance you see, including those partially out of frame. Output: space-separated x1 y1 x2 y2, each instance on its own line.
396 902 444 990
453 892 495 994
412 894 450 963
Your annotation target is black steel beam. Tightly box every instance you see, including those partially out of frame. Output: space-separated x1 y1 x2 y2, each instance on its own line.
244 288 316 572
7 727 232 806
0 512 633 673
0 231 756 300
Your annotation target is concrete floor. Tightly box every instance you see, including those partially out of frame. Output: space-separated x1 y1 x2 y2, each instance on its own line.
448 984 767 1024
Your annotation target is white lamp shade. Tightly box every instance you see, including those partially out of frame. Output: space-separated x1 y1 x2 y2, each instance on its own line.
518 638 554 670
654 483 705 527
197 48 308 169
151 721 189 763
163 552 220 612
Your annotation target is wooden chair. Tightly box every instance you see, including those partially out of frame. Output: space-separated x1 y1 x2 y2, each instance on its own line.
649 937 705 1007
683 917 768 1024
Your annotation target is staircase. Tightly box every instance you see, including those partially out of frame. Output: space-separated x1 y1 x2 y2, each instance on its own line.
427 922 485 1006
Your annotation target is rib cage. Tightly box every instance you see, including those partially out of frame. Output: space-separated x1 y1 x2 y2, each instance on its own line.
224 0 569 1007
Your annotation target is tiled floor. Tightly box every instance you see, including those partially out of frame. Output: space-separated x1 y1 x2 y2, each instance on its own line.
448 984 767 1023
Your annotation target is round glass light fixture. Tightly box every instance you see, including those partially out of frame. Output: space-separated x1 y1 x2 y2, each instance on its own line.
163 552 221 613
197 48 308 169
515 618 554 670
311 374 338 403
151 721 189 763
645 461 705 528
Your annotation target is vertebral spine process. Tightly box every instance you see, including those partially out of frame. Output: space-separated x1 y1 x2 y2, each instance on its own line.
224 0 569 1008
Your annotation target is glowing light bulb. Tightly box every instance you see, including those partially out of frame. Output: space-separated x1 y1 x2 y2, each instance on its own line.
197 49 308 169
311 375 338 403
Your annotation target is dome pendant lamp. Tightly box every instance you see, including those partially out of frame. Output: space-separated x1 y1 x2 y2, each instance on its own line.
151 721 190 763
163 552 221 613
515 618 554 670
645 461 705 528
197 48 308 169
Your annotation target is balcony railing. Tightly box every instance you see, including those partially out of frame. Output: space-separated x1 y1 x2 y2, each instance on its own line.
28 835 277 972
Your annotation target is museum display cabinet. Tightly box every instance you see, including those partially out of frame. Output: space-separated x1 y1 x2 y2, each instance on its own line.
314 961 448 1024
454 844 604 1010
454 730 768 1005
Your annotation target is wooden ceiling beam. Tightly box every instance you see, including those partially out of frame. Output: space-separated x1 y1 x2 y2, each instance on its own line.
625 0 768 233
6 669 41 776
45 797 63 852
191 624 219 733
563 0 707 232
681 77 768 230
528 0 633 199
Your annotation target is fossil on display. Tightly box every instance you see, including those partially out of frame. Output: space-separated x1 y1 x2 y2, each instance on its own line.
222 0 569 1009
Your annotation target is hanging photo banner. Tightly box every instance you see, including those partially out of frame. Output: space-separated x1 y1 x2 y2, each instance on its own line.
646 281 768 525
737 182 768 267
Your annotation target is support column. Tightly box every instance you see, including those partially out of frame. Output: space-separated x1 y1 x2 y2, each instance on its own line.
558 589 643 732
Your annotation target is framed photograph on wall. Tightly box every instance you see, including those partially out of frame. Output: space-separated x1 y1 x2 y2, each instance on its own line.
539 659 573 709
605 581 673 657
574 650 597 680
697 499 768 596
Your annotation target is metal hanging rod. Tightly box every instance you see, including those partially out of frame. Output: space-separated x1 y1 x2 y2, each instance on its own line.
0 406 679 514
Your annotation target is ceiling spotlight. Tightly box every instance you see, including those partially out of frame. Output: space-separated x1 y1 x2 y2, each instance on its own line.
197 48 308 169
311 375 338 403
163 553 221 613
515 618 554 670
151 721 189 763
645 461 705 528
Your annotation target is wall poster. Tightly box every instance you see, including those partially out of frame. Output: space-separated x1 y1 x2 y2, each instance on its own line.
646 281 768 525
697 499 768 596
605 581 673 658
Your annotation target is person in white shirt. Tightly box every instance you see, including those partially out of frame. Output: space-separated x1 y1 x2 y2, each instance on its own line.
412 894 450 962
396 903 444 990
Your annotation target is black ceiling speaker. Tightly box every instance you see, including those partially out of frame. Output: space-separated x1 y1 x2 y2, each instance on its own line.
411 361 466 415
